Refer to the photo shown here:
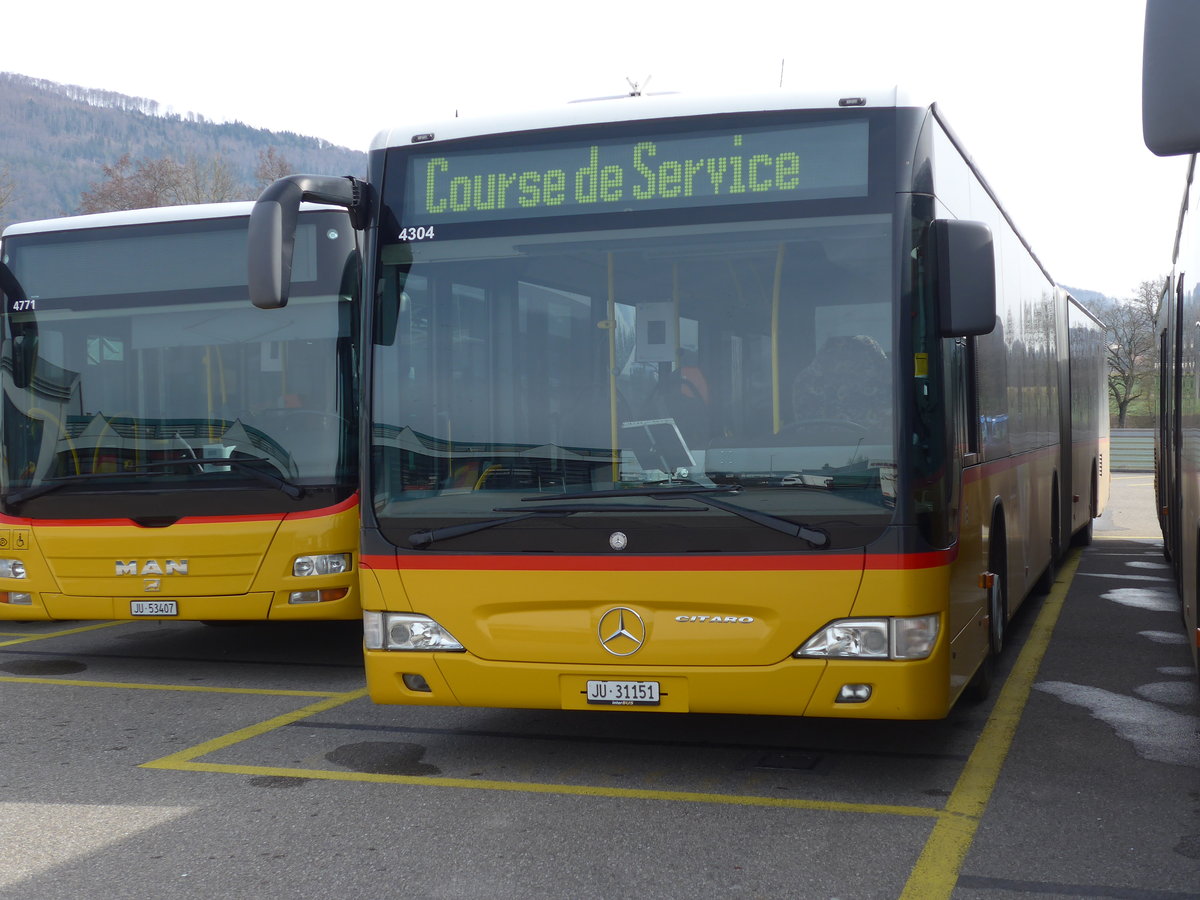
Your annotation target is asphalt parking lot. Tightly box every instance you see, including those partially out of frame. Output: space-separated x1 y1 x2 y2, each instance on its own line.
0 471 1196 899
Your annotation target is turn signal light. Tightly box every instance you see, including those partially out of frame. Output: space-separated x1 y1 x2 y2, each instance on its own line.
288 587 349 605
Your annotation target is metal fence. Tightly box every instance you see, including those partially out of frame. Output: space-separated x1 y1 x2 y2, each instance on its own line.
1110 428 1154 471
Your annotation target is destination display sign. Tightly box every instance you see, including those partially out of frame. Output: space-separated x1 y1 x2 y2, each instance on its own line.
403 120 869 227
5 223 320 303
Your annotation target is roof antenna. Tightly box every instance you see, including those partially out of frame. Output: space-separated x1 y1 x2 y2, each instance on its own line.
627 75 651 97
779 59 786 88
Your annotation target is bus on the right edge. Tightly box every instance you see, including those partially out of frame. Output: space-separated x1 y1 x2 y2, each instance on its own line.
1144 0 1200 682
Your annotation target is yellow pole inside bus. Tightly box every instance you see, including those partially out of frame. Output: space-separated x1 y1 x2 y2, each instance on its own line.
771 243 784 433
607 253 618 477
673 263 681 367
204 347 215 441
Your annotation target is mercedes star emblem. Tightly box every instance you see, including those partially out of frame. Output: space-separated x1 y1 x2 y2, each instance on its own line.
597 606 646 656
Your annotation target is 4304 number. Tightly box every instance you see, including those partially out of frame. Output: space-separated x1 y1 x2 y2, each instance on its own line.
398 226 435 241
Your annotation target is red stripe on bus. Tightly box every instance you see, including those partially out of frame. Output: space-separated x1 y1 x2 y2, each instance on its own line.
961 445 1058 485
0 494 358 527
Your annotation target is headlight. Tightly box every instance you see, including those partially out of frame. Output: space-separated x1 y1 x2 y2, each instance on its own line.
795 615 939 660
0 559 27 579
292 553 351 577
796 619 890 658
363 611 464 651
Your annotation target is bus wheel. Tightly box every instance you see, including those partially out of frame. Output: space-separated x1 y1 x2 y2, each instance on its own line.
987 565 1007 656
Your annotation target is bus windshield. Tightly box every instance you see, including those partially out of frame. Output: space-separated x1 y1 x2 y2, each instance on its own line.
1 210 358 515
371 116 897 552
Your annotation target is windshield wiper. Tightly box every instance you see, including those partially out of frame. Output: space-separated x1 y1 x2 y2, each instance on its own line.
130 457 305 499
4 472 120 506
3 457 303 508
521 485 829 548
679 491 829 547
408 504 697 548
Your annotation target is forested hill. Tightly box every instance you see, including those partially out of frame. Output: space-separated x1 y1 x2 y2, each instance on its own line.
0 72 366 229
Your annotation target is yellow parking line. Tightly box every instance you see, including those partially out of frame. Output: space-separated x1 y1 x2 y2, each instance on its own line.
161 758 947 816
0 675 350 698
899 549 1081 898
142 688 370 766
0 621 126 646
141 686 945 817
116 550 1079 863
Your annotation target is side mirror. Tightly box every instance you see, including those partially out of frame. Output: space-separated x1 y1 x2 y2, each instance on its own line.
0 261 37 389
247 174 365 309
930 219 996 338
1143 0 1200 156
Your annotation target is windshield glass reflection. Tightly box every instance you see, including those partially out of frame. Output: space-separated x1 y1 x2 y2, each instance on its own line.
371 215 895 532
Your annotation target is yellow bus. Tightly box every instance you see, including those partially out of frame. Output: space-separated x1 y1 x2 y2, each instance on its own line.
250 91 1107 717
0 201 360 622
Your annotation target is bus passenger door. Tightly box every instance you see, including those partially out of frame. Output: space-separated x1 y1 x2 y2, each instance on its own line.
946 334 982 642
946 335 977 532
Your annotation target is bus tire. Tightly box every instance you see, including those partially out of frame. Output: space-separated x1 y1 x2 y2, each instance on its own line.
987 519 1008 658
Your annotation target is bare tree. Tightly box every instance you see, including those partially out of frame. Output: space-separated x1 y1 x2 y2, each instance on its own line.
79 154 179 212
177 156 244 204
254 147 293 190
79 153 250 213
1099 277 1166 427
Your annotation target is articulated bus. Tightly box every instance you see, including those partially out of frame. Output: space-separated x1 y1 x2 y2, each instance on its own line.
1143 0 1200 679
250 89 1107 718
0 202 360 623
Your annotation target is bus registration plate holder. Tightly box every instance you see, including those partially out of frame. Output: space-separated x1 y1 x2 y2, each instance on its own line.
586 680 660 706
130 601 178 617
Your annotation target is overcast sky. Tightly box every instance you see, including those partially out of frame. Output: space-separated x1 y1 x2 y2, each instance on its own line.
4 0 1184 298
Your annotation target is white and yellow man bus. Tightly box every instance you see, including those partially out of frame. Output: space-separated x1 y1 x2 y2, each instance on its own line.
250 90 1107 718
1143 0 1200 680
0 202 360 623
